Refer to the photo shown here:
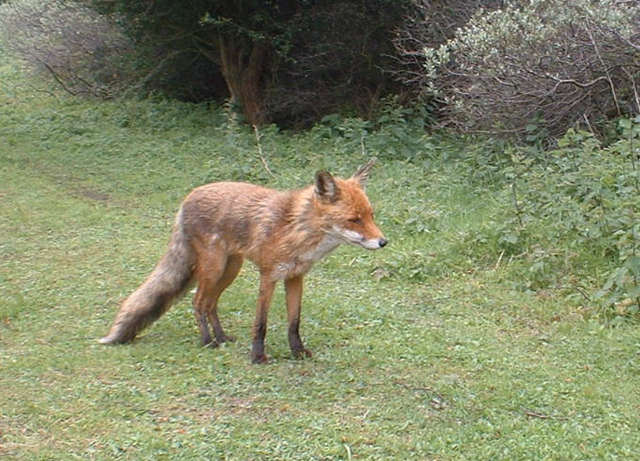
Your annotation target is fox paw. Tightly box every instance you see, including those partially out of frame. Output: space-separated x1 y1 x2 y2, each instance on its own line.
216 334 236 344
204 340 221 349
292 348 313 360
251 352 269 364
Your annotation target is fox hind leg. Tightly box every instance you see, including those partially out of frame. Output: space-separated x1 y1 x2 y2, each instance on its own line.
207 254 243 345
193 244 243 347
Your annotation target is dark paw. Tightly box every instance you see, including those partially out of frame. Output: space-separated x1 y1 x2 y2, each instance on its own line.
216 334 236 344
292 348 313 360
251 352 270 364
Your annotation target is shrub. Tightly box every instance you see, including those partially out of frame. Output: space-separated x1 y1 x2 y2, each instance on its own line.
394 0 504 93
411 0 640 138
500 118 640 321
0 0 134 98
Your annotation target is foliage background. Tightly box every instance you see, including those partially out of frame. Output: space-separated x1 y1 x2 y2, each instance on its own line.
3 0 640 135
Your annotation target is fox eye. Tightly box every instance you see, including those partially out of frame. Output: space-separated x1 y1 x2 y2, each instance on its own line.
349 218 363 225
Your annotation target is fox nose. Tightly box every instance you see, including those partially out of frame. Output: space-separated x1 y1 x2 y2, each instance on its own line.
379 238 388 248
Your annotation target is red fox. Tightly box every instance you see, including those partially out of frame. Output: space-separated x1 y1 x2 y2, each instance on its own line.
99 159 387 363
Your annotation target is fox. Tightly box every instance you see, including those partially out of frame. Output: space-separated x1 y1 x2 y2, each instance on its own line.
99 158 387 363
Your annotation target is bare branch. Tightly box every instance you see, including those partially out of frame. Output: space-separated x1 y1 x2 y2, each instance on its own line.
253 125 274 178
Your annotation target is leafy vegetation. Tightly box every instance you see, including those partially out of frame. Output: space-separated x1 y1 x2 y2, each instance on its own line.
2 52 640 460
507 121 640 322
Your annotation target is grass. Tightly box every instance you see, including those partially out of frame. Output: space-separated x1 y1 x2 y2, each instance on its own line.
2 56 640 460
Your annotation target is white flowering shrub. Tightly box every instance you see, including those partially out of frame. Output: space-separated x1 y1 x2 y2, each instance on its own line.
418 0 640 138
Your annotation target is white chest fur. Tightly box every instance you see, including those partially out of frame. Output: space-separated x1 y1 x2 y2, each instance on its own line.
275 234 342 279
300 234 342 263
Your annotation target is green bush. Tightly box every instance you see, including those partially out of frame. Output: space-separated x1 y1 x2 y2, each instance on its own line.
495 119 640 321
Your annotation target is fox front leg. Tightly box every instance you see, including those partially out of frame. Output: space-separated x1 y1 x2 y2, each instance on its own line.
251 277 277 364
285 276 312 359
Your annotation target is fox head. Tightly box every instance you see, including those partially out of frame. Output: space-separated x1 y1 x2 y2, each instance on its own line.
314 159 387 250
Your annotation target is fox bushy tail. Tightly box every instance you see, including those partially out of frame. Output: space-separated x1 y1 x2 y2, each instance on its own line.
99 212 195 344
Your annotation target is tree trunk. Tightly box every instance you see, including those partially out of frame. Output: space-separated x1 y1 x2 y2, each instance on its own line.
217 35 270 126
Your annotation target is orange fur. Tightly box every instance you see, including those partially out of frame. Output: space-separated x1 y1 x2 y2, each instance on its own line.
99 159 387 363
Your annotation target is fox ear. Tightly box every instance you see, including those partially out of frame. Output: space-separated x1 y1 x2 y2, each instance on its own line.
351 158 376 187
315 170 340 202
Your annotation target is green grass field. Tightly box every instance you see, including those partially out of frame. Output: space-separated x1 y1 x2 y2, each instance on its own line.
2 58 640 460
